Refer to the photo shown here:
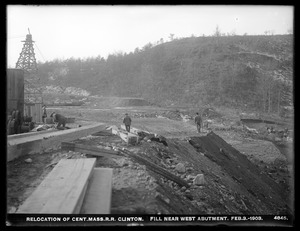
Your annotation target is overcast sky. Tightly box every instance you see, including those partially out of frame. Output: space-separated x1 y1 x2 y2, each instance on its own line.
6 5 293 68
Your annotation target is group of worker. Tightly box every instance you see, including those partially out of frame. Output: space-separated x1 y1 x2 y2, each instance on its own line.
7 105 69 135
267 126 289 139
42 105 67 129
7 105 204 135
43 109 293 140
8 104 291 141
42 105 68 129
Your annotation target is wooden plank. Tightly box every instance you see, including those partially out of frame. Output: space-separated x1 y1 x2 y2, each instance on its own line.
16 158 96 214
61 142 123 158
62 142 119 155
107 125 139 144
80 168 113 214
119 131 128 143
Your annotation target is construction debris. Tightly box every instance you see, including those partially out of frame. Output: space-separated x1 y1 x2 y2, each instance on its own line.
193 174 205 185
7 104 293 217
31 124 56 132
24 158 32 163
61 142 123 158
107 125 139 145
119 148 190 188
175 163 186 173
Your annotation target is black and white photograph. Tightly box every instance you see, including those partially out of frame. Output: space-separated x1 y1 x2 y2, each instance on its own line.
6 5 294 227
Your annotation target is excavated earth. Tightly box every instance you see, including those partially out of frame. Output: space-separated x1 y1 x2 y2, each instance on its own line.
6 100 294 218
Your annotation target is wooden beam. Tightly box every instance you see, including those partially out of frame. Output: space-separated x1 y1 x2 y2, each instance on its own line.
16 158 96 214
107 125 139 145
61 142 123 158
7 123 106 162
80 168 113 214
120 125 144 135
120 149 190 188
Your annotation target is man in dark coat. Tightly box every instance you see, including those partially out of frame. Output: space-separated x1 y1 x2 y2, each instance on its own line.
195 112 202 133
50 112 67 129
123 113 132 132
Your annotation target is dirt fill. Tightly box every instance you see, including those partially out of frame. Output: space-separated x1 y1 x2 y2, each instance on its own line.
188 132 292 215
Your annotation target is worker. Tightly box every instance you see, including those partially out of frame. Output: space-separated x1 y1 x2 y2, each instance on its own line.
14 109 22 134
123 113 132 133
42 105 47 123
7 115 14 135
194 112 202 133
11 108 16 119
50 112 67 129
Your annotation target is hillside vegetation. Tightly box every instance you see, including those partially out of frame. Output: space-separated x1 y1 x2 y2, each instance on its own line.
37 34 293 115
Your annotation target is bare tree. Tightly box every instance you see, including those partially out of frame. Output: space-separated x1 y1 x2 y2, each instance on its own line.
169 33 175 41
213 25 221 37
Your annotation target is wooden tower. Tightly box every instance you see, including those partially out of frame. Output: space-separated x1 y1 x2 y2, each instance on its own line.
16 29 38 72
15 29 43 122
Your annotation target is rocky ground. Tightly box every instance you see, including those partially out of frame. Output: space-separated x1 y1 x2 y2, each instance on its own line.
7 97 294 217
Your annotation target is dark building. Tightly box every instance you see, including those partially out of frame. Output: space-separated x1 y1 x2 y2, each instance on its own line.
7 68 24 118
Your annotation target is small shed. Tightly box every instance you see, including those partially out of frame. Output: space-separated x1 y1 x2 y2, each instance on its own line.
7 68 24 117
24 103 43 123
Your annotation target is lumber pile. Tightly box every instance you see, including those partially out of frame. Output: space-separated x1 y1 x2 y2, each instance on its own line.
120 125 148 136
106 125 139 145
16 158 113 214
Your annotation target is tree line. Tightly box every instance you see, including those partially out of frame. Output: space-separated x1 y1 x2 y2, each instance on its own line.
36 34 293 116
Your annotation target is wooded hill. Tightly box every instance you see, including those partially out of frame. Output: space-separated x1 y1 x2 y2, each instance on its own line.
37 34 293 115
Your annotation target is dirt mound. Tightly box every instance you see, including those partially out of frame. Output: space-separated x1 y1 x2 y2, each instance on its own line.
188 132 291 215
231 139 286 164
